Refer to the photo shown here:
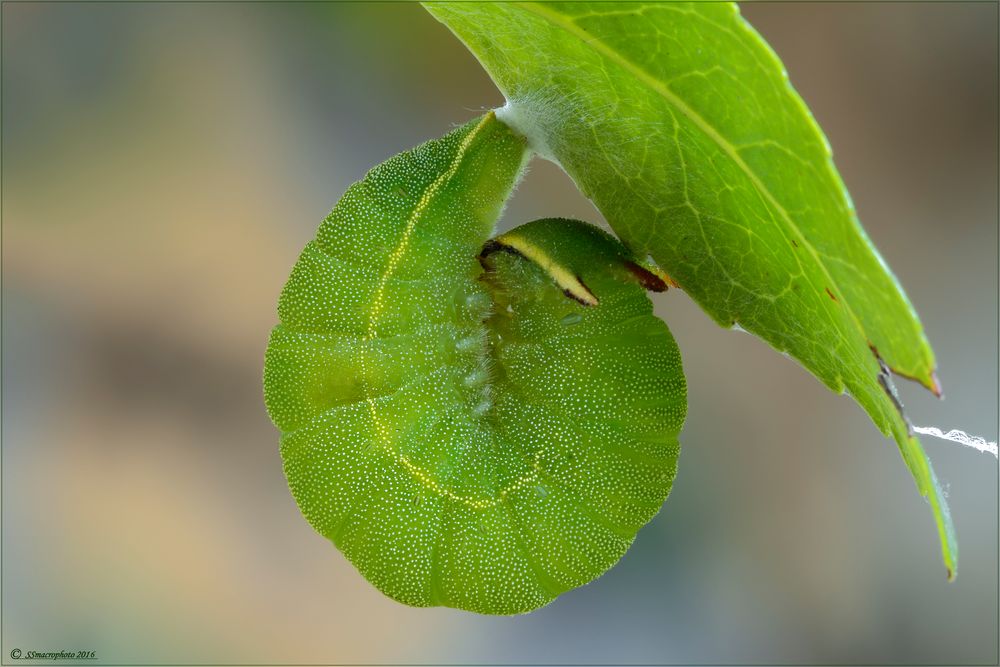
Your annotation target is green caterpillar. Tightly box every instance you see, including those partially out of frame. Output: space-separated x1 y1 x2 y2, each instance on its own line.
263 112 687 615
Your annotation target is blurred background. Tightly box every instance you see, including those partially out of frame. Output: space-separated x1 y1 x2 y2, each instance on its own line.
2 2 996 664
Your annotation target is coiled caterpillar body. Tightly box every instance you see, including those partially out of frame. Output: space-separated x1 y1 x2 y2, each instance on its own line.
264 113 686 614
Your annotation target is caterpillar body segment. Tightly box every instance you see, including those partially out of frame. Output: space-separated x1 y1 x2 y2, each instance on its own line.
264 114 687 615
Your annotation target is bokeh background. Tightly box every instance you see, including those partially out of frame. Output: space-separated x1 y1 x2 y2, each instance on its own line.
2 2 997 664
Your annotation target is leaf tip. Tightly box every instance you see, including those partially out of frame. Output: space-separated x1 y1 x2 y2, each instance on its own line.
930 371 944 399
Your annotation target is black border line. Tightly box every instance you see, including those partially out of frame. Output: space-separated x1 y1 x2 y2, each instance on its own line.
0 1 997 666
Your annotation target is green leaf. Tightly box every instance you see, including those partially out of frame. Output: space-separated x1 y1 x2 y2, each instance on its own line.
423 1 956 577
264 114 687 614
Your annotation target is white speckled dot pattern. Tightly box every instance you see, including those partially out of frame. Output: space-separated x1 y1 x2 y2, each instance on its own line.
263 113 686 615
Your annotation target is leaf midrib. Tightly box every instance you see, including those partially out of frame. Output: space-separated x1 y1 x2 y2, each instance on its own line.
518 1 876 378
